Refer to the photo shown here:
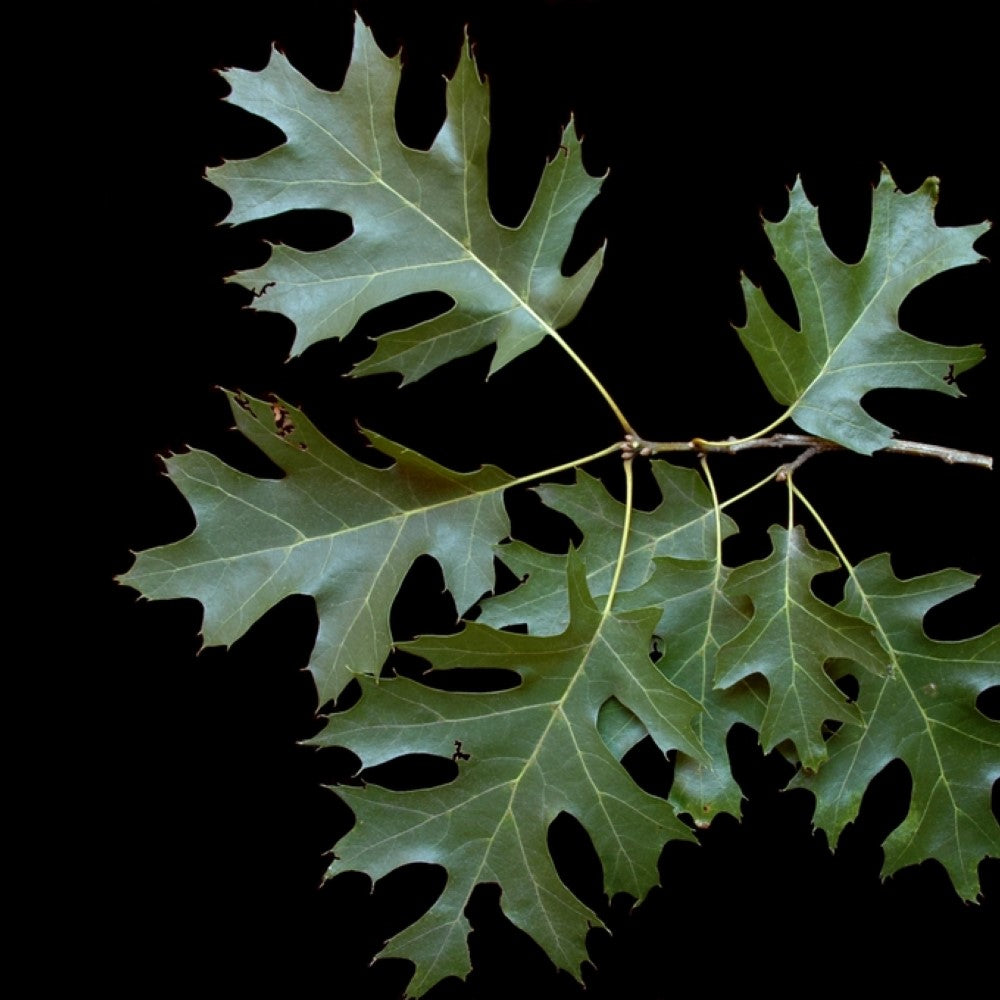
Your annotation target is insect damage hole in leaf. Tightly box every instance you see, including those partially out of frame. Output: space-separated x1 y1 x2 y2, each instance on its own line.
119 8 999 997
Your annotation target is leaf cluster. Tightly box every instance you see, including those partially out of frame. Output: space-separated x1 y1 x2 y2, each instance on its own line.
118 9 999 997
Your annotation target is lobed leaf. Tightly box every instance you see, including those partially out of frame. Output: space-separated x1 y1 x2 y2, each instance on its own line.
130 13 998 983
119 391 513 704
619 559 766 823
210 16 605 383
792 555 1000 900
480 462 764 821
315 557 704 995
738 168 987 453
478 461 735 636
717 524 890 770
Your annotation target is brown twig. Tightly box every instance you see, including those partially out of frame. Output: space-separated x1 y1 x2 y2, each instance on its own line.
775 446 821 481
621 432 993 470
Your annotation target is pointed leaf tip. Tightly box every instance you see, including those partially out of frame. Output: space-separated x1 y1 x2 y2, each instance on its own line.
738 166 988 453
121 392 515 704
794 555 999 900
718 525 888 769
207 17 604 384
317 557 702 989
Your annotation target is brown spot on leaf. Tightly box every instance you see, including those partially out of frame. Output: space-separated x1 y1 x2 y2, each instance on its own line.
271 403 296 438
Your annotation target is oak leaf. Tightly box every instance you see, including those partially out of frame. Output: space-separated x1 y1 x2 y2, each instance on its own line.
210 17 604 383
120 391 513 703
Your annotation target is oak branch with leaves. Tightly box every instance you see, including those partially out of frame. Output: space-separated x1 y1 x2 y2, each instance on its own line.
120 16 998 998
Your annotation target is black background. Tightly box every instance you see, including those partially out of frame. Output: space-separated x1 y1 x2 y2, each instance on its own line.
103 1 997 994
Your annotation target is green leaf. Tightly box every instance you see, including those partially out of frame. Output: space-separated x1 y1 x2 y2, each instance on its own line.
314 556 704 995
119 391 512 704
717 525 890 770
478 463 756 821
478 461 735 635
792 555 999 900
210 16 604 383
621 559 766 823
738 168 987 453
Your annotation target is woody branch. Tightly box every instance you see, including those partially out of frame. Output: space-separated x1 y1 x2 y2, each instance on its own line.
619 433 993 470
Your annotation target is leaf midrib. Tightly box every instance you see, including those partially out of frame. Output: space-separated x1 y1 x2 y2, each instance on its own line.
826 590 978 858
137 464 508 579
389 609 624 952
778 233 943 420
284 94 564 345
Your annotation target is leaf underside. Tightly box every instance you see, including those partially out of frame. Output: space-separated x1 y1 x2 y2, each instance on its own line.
739 169 987 454
210 15 604 383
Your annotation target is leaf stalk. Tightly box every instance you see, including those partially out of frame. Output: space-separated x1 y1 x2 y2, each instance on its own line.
698 455 723 567
790 481 900 674
547 329 635 435
505 441 623 489
601 456 634 617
